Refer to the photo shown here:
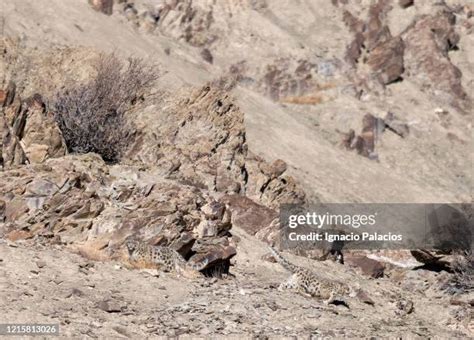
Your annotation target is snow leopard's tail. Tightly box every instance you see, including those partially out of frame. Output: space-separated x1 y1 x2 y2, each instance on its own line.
268 246 300 273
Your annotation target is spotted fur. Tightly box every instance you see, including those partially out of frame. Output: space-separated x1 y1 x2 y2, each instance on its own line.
125 238 208 276
269 247 355 305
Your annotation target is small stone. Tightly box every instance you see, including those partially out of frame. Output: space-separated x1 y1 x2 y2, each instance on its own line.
6 241 18 248
97 300 122 313
113 326 131 338
139 269 160 277
72 288 84 296
356 290 375 305
395 299 414 316
261 253 276 263
399 0 414 8
201 48 213 64
36 261 46 268
65 288 84 298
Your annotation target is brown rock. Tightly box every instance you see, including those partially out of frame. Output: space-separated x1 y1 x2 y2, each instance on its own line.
384 112 409 138
35 260 46 268
65 288 84 298
6 230 34 241
25 179 59 197
21 96 67 164
4 198 29 221
342 129 356 149
221 195 278 236
97 300 122 313
402 9 468 111
262 253 277 263
124 84 306 209
344 113 384 160
0 90 6 106
395 299 414 316
342 10 365 34
345 33 365 67
364 0 392 51
356 289 375 305
190 240 236 275
2 118 27 168
367 37 404 85
1 87 66 168
88 0 113 15
268 159 288 178
0 199 5 221
346 255 385 278
399 0 414 9
2 81 16 107
201 48 213 64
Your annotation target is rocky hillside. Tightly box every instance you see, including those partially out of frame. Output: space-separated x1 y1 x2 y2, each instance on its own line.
0 0 473 338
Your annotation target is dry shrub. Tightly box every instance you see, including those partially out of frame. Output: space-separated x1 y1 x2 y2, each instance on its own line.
54 53 158 162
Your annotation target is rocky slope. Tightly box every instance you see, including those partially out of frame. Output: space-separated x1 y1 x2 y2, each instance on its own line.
0 0 473 338
1 229 472 338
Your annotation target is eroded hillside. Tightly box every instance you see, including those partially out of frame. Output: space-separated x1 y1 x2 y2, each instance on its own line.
0 0 472 338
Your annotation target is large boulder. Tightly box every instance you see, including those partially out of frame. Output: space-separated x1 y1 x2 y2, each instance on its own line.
346 255 385 278
220 194 278 237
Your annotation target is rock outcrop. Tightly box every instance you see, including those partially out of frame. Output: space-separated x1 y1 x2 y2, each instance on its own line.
1 82 67 169
341 0 470 112
125 84 305 209
0 81 306 273
116 0 216 45
402 8 469 112
0 153 237 272
343 0 405 90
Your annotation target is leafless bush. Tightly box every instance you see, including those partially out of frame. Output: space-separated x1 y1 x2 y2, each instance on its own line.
54 53 158 162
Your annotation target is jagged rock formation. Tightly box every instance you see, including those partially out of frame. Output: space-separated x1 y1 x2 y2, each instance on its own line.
402 7 469 112
124 84 305 209
340 0 470 113
342 112 409 160
0 77 305 273
0 0 472 337
342 0 405 90
1 82 67 169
